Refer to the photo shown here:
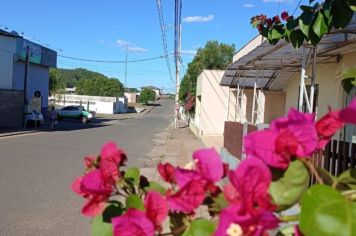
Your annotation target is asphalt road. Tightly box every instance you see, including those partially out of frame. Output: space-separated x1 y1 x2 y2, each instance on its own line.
0 99 174 236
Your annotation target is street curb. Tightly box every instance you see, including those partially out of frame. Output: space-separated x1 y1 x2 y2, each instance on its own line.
0 130 40 138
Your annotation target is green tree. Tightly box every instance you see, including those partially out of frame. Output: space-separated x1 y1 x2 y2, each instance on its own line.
179 41 235 107
76 77 124 97
49 68 65 95
139 88 156 105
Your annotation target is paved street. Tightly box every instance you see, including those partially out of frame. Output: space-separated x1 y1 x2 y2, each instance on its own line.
0 99 174 236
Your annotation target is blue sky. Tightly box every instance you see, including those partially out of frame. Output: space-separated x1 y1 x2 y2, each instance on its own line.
1 0 305 93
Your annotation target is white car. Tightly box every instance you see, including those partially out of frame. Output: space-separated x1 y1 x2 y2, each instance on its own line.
25 110 44 127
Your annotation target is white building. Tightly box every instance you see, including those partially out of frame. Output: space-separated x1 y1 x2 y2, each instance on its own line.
51 94 128 114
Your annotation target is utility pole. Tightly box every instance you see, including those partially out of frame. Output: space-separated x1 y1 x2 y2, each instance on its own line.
23 45 30 127
125 47 128 89
174 0 182 129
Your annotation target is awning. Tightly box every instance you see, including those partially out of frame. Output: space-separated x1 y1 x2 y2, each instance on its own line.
221 14 356 90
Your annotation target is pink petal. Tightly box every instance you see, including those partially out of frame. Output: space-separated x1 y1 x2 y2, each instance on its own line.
214 205 251 236
193 148 224 183
229 158 273 213
157 163 176 183
175 168 202 188
71 176 84 196
244 130 289 169
340 98 356 124
144 191 168 230
81 195 106 217
315 109 344 149
100 142 123 182
167 180 206 213
112 209 155 236
81 170 112 195
84 156 96 169
223 184 240 204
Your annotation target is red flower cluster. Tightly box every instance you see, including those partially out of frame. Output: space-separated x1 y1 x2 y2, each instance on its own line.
71 142 126 217
251 11 293 32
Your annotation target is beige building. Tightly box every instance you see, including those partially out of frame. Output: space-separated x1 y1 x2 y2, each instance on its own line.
220 15 356 159
124 92 139 103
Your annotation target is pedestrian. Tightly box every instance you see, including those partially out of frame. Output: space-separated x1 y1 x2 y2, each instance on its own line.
50 107 57 130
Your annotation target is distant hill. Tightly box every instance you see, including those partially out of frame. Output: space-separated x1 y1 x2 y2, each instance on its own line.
49 68 124 97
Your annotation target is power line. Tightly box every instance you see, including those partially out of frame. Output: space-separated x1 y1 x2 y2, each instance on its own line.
292 0 304 16
58 53 173 63
156 0 175 84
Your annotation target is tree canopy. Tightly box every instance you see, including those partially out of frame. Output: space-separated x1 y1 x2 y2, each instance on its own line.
179 41 235 107
139 88 156 105
49 68 124 97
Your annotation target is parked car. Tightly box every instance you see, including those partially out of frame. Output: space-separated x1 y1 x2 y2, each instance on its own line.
25 110 44 127
57 106 93 124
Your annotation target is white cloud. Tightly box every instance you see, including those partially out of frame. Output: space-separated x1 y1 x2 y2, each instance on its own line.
243 3 255 7
116 39 130 47
183 14 214 23
181 50 197 55
127 46 148 52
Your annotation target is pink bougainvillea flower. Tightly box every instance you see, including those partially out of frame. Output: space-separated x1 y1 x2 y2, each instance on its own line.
81 194 107 217
223 183 240 204
80 169 113 195
144 191 168 232
315 109 344 149
244 130 289 169
157 162 176 184
214 204 279 236
228 158 275 214
175 148 224 188
100 142 126 183
167 180 206 213
192 148 224 183
112 208 155 236
71 170 112 217
281 11 289 21
271 108 318 157
340 98 356 124
246 109 318 169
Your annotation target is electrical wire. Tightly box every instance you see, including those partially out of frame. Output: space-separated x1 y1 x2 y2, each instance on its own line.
58 54 173 63
156 0 175 84
292 0 304 16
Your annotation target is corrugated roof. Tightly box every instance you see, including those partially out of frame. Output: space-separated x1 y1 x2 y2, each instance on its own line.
221 14 356 90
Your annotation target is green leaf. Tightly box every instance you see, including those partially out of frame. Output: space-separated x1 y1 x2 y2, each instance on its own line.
290 30 305 49
182 219 216 236
313 11 328 38
92 214 113 236
124 167 140 185
342 78 356 94
340 67 356 80
349 0 356 11
299 10 314 37
300 5 314 12
276 225 296 236
102 201 125 223
332 0 354 28
125 194 144 210
269 25 285 40
308 30 322 46
269 160 309 211
211 192 228 212
337 169 356 190
316 167 336 186
300 185 356 236
145 181 166 195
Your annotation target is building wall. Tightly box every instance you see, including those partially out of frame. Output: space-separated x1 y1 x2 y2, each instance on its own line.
197 70 230 136
12 62 49 110
124 92 137 103
0 89 24 128
0 36 16 89
285 51 356 118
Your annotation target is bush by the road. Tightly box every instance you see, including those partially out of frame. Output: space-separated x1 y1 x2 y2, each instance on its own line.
139 88 156 105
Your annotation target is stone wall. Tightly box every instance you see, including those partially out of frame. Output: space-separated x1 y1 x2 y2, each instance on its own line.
0 89 24 128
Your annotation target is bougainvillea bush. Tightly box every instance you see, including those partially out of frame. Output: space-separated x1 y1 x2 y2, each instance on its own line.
72 98 356 236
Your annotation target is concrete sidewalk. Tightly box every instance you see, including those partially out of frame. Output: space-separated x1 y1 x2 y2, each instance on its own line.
141 120 206 182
